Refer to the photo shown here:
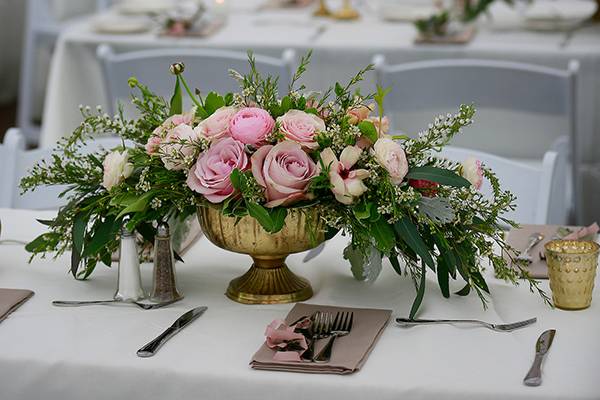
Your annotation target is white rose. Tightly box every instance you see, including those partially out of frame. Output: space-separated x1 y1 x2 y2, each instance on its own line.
102 150 134 190
373 138 408 185
461 157 483 190
160 123 197 170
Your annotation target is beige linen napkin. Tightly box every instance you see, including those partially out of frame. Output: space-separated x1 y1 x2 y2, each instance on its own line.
0 288 34 323
503 224 598 279
251 303 392 374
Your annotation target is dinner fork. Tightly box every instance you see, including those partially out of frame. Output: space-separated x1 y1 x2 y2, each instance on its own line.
302 311 332 361
52 298 181 310
313 311 354 363
395 317 537 332
516 232 544 262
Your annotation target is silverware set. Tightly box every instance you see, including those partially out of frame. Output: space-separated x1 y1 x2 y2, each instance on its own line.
295 311 354 363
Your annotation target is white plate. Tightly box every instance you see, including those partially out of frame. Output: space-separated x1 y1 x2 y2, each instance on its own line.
379 4 438 22
523 0 597 31
92 15 152 34
117 0 177 15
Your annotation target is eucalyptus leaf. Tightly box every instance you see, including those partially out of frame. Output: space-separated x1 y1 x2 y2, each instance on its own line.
418 197 455 224
455 284 471 296
407 166 470 188
388 253 403 276
394 217 435 271
436 257 450 298
82 216 118 257
344 245 383 282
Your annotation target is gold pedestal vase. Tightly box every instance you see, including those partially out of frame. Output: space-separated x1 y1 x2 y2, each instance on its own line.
197 207 324 304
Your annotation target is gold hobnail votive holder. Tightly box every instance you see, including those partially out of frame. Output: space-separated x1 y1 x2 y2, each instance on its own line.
545 240 599 310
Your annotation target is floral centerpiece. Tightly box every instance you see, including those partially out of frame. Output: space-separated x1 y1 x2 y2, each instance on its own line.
21 52 548 315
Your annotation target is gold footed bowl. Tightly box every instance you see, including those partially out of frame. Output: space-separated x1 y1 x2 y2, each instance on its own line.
197 207 324 304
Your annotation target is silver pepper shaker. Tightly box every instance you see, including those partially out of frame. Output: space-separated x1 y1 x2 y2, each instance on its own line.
114 219 145 302
150 222 183 302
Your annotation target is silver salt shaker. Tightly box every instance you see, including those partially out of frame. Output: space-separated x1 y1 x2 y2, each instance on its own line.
114 219 145 302
150 222 183 302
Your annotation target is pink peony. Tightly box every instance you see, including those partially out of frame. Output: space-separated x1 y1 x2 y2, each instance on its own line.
229 107 275 146
159 123 198 171
320 146 369 205
194 106 237 141
277 109 325 150
461 157 484 190
186 137 249 203
373 138 408 185
251 141 318 207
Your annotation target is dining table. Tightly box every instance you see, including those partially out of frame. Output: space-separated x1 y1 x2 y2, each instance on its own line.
0 207 599 400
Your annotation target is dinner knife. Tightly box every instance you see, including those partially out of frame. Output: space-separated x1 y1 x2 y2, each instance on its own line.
523 329 556 386
137 306 207 357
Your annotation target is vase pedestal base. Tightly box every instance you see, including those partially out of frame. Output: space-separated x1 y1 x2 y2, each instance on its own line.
225 256 313 304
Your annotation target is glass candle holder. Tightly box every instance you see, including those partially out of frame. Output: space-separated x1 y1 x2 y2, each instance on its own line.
545 240 599 310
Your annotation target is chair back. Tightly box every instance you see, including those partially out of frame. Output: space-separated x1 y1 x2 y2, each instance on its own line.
373 57 578 160
0 128 123 210
440 146 565 225
97 45 296 116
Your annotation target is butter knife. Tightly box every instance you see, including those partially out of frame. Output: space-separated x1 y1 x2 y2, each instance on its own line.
524 329 556 386
137 306 207 357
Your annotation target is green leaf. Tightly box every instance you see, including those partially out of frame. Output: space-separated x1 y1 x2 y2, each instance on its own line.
117 191 155 218
353 201 374 220
471 270 490 294
82 216 118 257
204 92 225 115
70 245 81 278
371 218 396 254
25 233 55 253
358 120 378 143
409 262 426 319
80 259 98 280
394 217 435 271
36 219 55 227
269 207 287 233
455 284 471 296
169 76 183 116
406 166 470 188
436 257 450 298
324 227 339 241
280 96 293 114
246 202 274 233
433 234 457 279
388 254 402 276
224 93 234 106
230 168 242 190
72 213 87 254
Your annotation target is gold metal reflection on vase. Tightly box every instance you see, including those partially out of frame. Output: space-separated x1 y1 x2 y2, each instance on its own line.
197 207 324 304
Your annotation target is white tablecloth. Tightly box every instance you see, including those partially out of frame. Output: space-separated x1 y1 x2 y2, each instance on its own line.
0 207 599 400
38 2 600 223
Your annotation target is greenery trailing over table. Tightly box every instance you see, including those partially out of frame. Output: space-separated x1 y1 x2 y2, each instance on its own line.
21 51 549 316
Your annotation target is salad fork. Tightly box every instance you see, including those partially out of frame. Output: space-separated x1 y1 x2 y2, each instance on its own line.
313 311 354 363
395 317 537 332
301 311 332 361
52 298 181 310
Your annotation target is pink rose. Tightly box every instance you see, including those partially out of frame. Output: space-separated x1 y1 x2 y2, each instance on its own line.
187 137 249 203
320 146 369 205
159 123 198 171
145 135 162 155
347 104 374 125
251 141 318 207
194 106 237 141
461 157 484 190
277 109 325 150
153 109 195 137
373 138 408 185
229 107 275 146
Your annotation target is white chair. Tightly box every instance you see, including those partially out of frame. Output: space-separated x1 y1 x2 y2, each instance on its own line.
17 0 104 145
373 56 579 223
97 45 296 116
0 128 123 210
440 146 567 225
